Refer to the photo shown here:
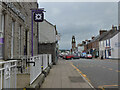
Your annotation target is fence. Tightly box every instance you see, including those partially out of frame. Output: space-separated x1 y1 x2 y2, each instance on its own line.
0 60 17 89
29 54 52 85
48 54 52 65
30 55 42 84
0 54 52 89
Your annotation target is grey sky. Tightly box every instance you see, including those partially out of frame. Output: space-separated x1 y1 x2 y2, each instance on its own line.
39 2 118 50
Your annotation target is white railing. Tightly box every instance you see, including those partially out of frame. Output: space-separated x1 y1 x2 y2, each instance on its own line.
0 54 52 88
43 54 48 71
48 54 52 65
0 60 17 89
30 54 51 85
30 55 43 85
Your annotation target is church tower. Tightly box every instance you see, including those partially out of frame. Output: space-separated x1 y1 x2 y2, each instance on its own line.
72 36 76 52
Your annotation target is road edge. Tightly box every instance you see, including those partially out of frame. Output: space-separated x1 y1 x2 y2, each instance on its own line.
70 62 96 90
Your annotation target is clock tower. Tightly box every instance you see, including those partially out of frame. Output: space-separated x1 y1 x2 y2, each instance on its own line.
72 36 76 52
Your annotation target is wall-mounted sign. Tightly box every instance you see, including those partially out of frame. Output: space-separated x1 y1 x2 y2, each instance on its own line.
34 11 44 22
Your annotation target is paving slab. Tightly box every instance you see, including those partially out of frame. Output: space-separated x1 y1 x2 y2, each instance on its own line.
40 59 92 88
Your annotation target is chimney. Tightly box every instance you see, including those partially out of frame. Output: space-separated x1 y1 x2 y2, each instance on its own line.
82 41 86 44
99 30 107 35
92 36 95 39
112 25 117 30
119 24 120 30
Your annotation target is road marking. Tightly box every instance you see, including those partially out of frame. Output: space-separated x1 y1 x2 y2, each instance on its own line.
99 84 120 89
116 70 120 72
108 68 113 71
71 63 95 89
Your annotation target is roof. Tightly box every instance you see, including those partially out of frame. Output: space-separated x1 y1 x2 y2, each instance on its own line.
44 19 55 27
99 30 119 41
86 30 119 45
87 31 108 44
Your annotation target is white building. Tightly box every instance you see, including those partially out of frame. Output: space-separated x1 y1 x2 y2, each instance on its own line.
99 29 120 59
111 32 120 59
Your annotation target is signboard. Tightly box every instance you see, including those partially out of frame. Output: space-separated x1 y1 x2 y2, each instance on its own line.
34 11 44 22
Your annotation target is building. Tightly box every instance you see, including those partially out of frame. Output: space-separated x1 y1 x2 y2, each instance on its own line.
99 26 120 59
84 30 108 57
0 2 38 60
38 19 59 64
77 43 84 53
71 36 77 53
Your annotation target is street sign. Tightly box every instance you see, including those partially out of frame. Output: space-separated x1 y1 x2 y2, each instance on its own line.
34 11 44 22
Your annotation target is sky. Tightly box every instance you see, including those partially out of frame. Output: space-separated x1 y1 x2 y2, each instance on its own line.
39 2 118 50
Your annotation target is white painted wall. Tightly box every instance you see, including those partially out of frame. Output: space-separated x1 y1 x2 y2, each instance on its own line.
38 20 56 43
111 32 120 59
99 40 106 58
78 46 84 53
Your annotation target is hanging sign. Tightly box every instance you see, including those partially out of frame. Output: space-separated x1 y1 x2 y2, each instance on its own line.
34 11 44 22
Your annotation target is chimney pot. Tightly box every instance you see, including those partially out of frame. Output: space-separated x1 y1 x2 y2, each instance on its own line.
99 30 107 35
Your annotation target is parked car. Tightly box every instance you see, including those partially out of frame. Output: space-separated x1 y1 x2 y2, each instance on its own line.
72 53 80 59
86 54 92 59
80 52 86 58
73 55 80 59
65 54 74 60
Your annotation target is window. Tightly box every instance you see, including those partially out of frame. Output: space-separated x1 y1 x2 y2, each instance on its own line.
0 14 5 58
11 21 15 59
19 25 21 58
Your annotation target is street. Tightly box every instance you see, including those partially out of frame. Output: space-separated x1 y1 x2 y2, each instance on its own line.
69 59 119 88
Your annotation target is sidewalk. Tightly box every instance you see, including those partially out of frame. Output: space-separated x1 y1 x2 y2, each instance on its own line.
40 59 92 88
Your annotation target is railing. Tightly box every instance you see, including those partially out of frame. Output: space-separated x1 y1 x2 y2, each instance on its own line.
29 54 52 85
0 54 52 89
30 55 42 84
48 54 52 65
0 60 17 89
42 54 48 71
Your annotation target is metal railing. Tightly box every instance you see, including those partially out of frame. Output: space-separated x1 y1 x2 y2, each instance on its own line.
0 54 52 89
48 54 52 65
30 55 42 84
0 60 17 89
30 54 52 85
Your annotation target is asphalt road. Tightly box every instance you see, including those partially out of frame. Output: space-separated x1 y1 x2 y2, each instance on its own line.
70 59 119 88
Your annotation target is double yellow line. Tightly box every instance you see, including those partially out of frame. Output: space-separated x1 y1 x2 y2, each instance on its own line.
70 63 91 85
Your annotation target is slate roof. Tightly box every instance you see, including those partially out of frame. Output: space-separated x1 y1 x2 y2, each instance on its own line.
86 30 119 45
99 30 119 41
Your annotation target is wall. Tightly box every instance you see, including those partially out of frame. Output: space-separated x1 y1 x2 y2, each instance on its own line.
38 43 57 64
111 32 120 59
0 2 38 60
38 20 56 43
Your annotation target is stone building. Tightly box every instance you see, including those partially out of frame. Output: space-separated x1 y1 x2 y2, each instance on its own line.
0 2 38 60
38 19 59 65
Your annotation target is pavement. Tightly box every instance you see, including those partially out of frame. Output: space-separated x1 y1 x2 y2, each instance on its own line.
40 59 92 88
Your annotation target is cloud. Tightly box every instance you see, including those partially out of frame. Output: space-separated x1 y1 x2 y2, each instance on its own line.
40 2 118 49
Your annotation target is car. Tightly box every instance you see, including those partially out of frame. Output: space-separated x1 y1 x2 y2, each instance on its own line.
73 55 80 59
86 54 92 59
65 54 74 60
80 52 86 58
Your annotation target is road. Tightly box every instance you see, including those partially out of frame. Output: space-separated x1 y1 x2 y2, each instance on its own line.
69 59 119 88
